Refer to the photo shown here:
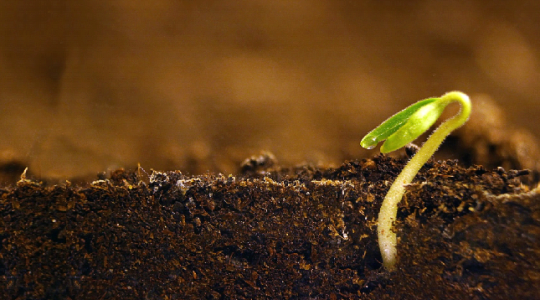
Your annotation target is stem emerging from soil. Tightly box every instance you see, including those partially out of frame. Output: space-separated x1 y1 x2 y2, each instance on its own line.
378 91 471 270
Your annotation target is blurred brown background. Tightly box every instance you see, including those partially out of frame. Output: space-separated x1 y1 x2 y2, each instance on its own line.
0 0 539 180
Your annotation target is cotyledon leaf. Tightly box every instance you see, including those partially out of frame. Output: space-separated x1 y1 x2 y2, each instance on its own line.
360 97 439 150
379 100 447 153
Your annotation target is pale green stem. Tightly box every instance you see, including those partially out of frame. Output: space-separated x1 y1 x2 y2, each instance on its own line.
378 91 471 270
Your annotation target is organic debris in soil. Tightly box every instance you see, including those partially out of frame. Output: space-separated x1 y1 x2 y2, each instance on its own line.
0 155 539 299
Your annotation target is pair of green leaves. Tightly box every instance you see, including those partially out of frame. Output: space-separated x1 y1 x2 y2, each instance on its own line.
360 97 447 153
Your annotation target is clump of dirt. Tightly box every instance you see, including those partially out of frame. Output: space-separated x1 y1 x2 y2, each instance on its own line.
1 154 538 299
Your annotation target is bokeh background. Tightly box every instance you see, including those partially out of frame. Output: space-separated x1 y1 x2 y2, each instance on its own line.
0 0 539 180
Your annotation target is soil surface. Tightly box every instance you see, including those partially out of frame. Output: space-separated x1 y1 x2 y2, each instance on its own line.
1 154 539 299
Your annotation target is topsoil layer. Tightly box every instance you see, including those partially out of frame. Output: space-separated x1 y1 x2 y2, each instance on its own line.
1 154 539 299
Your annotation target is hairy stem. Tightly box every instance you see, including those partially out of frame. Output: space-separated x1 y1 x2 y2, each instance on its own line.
378 91 472 270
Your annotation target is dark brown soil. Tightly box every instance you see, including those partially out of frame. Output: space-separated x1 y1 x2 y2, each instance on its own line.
1 154 539 299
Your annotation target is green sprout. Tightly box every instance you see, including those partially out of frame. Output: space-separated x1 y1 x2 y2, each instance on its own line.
361 91 472 270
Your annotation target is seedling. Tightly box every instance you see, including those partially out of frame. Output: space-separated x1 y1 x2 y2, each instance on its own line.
360 91 471 270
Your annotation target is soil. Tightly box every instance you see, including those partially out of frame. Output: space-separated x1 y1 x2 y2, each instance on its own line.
1 150 539 299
